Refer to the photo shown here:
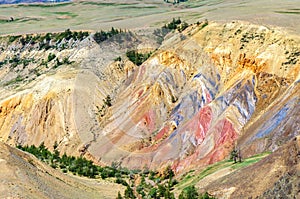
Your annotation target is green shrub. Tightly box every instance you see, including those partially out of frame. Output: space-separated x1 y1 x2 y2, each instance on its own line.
93 27 123 44
16 143 206 199
116 177 128 186
8 35 21 43
114 56 122 62
103 95 112 107
117 192 123 199
179 185 199 199
10 30 89 50
178 22 189 32
163 18 182 30
199 20 208 30
4 75 23 86
124 186 136 199
47 53 56 62
126 50 152 66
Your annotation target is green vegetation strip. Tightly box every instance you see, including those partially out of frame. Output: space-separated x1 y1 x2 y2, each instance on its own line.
15 2 72 8
119 6 157 9
275 11 300 15
4 75 23 86
93 27 125 44
176 152 271 190
52 11 78 18
17 143 215 198
230 152 270 169
0 19 9 24
81 2 117 6
5 29 89 51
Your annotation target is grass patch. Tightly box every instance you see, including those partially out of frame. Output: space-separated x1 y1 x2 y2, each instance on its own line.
53 11 76 15
119 5 157 9
16 17 42 22
4 75 23 86
247 151 271 158
0 19 10 24
80 2 130 6
16 2 72 8
230 152 271 170
176 159 232 189
184 0 223 8
185 12 203 17
189 160 231 184
179 174 193 185
81 2 115 6
231 158 259 170
275 11 300 15
52 11 78 18
176 152 271 190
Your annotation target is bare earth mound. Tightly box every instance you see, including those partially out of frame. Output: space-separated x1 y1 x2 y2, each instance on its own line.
0 142 124 199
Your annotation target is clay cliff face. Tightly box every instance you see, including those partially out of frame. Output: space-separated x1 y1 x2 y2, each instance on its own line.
0 21 299 173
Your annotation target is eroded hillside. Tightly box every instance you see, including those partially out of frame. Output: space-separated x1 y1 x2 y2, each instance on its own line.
0 20 299 198
0 21 299 170
0 141 124 198
84 21 300 172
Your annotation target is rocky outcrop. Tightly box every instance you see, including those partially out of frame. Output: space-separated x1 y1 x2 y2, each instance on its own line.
260 172 300 199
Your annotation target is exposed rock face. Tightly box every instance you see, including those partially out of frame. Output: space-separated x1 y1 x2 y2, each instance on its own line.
0 21 299 174
260 172 300 199
88 21 300 171
0 31 143 157
0 71 81 154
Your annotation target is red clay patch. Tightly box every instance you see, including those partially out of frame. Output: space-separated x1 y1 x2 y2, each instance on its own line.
155 126 170 141
142 109 156 133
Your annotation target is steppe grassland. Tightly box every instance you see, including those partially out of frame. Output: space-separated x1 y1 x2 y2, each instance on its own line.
0 0 179 35
0 0 229 35
1 0 300 35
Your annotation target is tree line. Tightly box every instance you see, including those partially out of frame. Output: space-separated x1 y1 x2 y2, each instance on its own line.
17 143 216 198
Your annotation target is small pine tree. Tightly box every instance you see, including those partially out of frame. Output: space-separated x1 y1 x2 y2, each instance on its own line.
116 191 123 199
230 149 238 163
148 187 158 198
124 186 136 199
104 95 112 107
200 192 216 199
179 185 199 199
158 184 166 197
53 141 58 150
